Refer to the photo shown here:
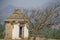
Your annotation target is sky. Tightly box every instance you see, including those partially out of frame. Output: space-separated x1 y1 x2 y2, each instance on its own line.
0 0 60 23
0 0 60 9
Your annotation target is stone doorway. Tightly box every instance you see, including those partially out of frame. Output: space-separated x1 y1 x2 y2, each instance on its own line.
19 27 22 37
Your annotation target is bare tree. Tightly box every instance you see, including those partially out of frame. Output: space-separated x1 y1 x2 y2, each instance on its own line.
23 4 60 40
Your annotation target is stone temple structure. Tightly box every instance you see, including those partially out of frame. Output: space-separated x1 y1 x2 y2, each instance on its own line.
4 9 29 40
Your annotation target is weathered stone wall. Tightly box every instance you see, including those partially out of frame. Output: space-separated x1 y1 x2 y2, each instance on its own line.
5 22 13 39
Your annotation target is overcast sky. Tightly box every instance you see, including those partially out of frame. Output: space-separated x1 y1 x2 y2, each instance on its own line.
0 0 60 9
0 0 60 23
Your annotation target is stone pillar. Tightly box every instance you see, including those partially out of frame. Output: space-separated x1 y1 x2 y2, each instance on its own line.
22 27 24 38
24 23 29 38
5 22 12 39
12 23 20 39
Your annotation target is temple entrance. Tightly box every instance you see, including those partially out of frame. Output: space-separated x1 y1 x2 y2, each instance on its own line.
19 27 22 37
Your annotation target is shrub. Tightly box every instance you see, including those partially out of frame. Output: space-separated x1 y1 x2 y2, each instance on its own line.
0 23 5 39
30 26 60 39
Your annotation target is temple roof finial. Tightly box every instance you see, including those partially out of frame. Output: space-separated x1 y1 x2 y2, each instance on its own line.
15 8 20 11
14 8 21 14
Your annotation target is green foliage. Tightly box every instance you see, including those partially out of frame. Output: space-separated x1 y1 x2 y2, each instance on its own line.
0 23 5 39
0 32 5 39
30 26 60 39
39 27 60 39
52 29 60 39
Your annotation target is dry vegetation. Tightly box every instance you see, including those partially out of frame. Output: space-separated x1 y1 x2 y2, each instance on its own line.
23 4 60 40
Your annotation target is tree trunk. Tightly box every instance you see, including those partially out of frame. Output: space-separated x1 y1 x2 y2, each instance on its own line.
33 35 36 40
33 32 37 40
28 36 30 40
